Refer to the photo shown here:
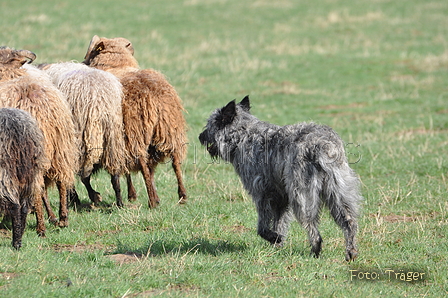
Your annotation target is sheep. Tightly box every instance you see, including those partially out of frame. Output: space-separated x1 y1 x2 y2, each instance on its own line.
40 62 128 207
0 46 78 234
0 108 48 249
83 35 188 208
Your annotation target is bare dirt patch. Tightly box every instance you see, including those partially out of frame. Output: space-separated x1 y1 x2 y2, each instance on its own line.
106 252 145 265
224 224 250 234
50 243 115 253
0 272 19 280
0 229 10 238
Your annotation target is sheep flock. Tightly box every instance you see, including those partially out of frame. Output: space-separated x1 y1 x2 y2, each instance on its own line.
0 37 188 249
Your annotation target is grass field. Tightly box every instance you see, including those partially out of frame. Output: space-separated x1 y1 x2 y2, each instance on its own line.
1 0 447 297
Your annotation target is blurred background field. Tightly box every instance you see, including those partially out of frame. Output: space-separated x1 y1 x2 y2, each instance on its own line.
0 0 447 297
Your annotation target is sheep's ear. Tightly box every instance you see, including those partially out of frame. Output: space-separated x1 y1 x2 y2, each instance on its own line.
95 41 105 52
17 50 36 65
239 95 250 112
125 42 134 55
84 36 100 61
220 100 236 126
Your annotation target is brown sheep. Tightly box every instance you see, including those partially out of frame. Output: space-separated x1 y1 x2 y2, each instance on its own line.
0 47 78 234
0 108 48 248
83 36 187 208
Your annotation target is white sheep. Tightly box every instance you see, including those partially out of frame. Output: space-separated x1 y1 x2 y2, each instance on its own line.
41 62 128 206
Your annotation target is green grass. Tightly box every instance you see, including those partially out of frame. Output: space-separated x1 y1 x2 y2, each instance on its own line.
1 0 447 296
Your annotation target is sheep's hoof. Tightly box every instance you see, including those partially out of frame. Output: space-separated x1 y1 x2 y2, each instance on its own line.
148 198 160 209
12 241 22 250
91 192 102 205
116 200 124 208
58 219 68 228
178 195 187 204
128 190 137 202
48 216 58 225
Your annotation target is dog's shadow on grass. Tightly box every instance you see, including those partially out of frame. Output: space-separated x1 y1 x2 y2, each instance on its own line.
112 238 248 257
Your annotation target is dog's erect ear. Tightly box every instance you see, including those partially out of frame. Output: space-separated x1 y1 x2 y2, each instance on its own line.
239 95 250 112
220 100 236 126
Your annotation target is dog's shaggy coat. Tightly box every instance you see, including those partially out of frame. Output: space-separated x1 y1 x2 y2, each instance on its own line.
0 47 77 233
83 35 187 208
0 108 48 248
199 96 362 261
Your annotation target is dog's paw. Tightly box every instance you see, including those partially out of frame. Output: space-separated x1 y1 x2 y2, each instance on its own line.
345 249 358 262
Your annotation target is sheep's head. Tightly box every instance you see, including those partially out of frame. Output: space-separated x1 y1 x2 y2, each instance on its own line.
83 35 138 70
0 46 36 69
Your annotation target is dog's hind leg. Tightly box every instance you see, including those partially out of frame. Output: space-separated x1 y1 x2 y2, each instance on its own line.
325 170 361 262
292 190 323 258
327 193 359 261
328 200 358 261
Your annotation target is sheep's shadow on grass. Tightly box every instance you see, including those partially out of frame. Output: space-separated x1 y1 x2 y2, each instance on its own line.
111 238 248 258
69 200 117 214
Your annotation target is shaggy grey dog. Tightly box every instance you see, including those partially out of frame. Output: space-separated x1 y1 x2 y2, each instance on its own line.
199 96 362 261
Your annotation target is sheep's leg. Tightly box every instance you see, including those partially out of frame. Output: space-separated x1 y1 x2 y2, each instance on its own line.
81 175 102 205
35 191 46 237
171 153 187 204
57 182 68 227
126 173 137 202
42 189 58 224
11 202 24 249
67 187 81 206
19 204 28 239
111 174 123 207
139 157 159 208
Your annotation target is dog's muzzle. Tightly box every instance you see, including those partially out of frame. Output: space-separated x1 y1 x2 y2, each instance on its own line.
199 131 219 157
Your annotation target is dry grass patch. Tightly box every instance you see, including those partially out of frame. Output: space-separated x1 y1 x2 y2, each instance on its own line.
261 80 335 96
124 284 201 297
416 50 448 72
251 0 294 8
316 10 385 28
369 212 441 224
394 127 448 141
319 102 368 110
